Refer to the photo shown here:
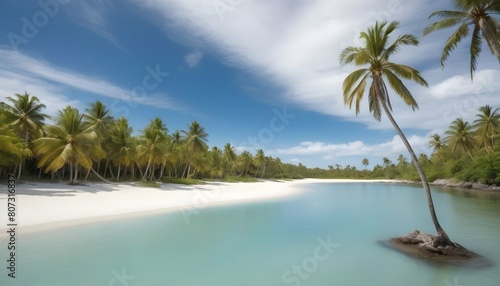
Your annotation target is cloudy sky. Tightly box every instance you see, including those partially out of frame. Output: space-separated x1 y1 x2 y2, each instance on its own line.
1 0 499 169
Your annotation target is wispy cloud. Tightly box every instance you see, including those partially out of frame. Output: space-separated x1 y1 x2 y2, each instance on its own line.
69 0 124 49
185 52 203 68
129 0 500 131
0 49 183 116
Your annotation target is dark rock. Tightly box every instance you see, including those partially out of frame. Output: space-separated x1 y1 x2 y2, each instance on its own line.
390 230 493 267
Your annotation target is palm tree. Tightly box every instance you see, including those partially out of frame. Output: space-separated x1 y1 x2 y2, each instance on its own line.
223 143 237 173
1 92 49 178
181 121 208 178
137 118 169 181
340 21 455 246
473 105 500 152
0 124 31 175
429 134 446 154
109 117 135 181
382 157 392 168
445 118 476 158
237 151 254 176
83 100 114 136
254 149 266 178
423 0 500 78
1 92 49 143
83 100 114 178
208 146 224 179
362 158 369 169
397 154 408 168
33 106 104 184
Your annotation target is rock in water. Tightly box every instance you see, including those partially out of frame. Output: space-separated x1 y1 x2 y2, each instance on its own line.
390 230 492 267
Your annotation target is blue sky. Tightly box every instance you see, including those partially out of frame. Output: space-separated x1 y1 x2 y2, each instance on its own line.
1 0 499 169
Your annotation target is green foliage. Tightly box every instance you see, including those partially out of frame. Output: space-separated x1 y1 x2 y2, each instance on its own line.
457 152 500 185
161 177 204 185
137 181 161 188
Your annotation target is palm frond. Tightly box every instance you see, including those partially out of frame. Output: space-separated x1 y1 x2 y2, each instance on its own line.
428 10 468 20
386 63 429 87
368 81 382 121
441 22 470 67
423 18 464 35
470 24 483 79
384 69 419 110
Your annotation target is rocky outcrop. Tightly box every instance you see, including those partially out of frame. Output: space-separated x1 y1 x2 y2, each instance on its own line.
431 179 500 191
390 230 492 267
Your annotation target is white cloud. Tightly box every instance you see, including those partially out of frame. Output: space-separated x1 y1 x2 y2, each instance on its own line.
276 134 431 159
0 49 183 116
129 0 500 131
185 52 203 68
68 0 124 49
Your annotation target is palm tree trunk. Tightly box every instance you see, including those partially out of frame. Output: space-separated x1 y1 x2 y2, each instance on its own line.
380 99 455 247
117 164 121 181
90 168 114 184
69 162 74 184
17 161 22 180
142 161 151 181
85 168 91 182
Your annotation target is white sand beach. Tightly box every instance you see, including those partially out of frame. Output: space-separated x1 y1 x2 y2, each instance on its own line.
0 178 396 233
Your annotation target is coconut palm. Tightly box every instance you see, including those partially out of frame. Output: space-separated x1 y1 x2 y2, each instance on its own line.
0 124 31 174
254 149 266 178
109 117 135 181
223 143 237 173
445 117 477 157
83 100 114 136
340 21 455 246
1 92 50 178
382 157 392 168
237 151 254 177
423 0 500 78
362 158 369 169
208 146 224 179
137 118 169 181
473 105 500 152
397 154 408 168
33 106 104 184
1 92 49 143
429 134 446 154
181 121 208 178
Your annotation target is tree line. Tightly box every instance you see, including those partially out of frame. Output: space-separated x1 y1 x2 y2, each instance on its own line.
0 93 307 184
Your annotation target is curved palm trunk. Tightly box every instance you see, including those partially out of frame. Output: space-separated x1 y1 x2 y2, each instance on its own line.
380 99 455 247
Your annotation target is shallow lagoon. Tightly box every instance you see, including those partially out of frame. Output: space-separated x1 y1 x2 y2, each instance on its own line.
1 182 499 285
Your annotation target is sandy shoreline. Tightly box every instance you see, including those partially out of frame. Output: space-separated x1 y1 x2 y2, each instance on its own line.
0 178 395 233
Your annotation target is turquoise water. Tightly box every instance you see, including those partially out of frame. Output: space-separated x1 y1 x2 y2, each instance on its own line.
1 182 499 285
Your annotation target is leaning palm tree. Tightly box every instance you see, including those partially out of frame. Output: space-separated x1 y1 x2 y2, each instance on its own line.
445 117 477 158
423 0 500 78
33 106 105 184
473 105 500 152
340 20 455 247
